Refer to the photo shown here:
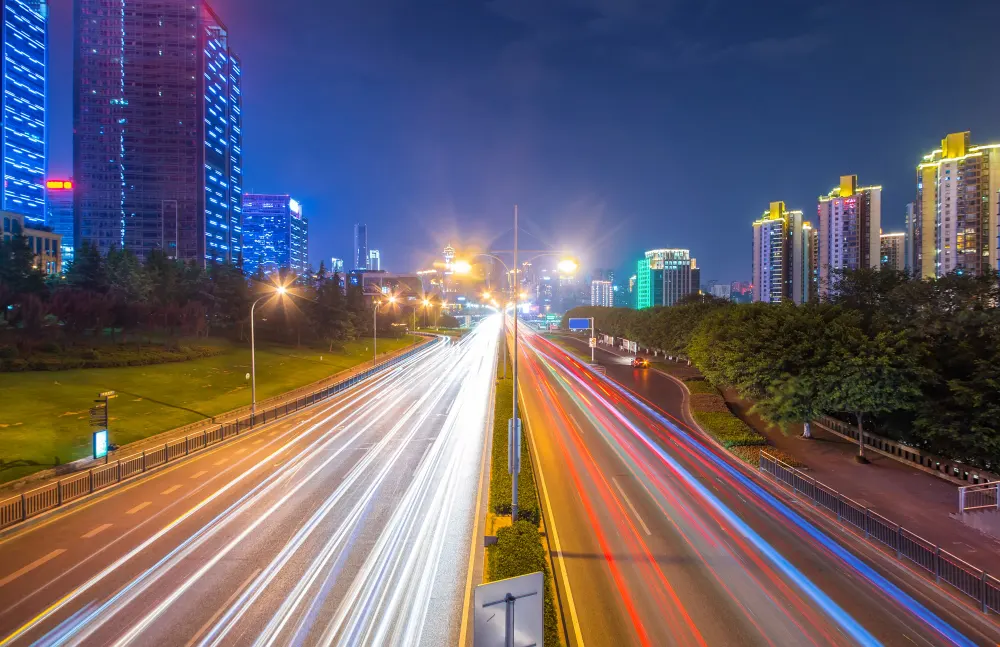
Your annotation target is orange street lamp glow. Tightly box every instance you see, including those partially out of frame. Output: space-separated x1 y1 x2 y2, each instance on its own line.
451 260 472 274
557 259 578 274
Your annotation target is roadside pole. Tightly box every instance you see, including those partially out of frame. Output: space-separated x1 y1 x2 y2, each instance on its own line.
590 316 595 362
511 204 520 522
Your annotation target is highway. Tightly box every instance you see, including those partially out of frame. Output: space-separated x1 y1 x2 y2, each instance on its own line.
0 319 499 646
515 327 1000 647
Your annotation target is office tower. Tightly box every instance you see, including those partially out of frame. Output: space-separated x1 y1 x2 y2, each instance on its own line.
915 132 1000 278
330 257 345 274
2 211 60 275
46 179 74 271
627 274 637 308
242 195 308 276
74 0 242 264
881 232 905 272
2 0 46 226
368 249 381 271
590 279 613 307
354 223 368 269
752 201 807 304
904 203 915 275
805 220 819 302
710 283 732 300
635 249 698 308
817 175 881 298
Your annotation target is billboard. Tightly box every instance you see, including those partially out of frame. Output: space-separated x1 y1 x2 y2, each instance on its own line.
567 317 590 331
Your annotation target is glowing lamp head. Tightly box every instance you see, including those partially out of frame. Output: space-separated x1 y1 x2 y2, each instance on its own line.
388 295 398 304
482 291 491 300
451 260 472 274
557 259 578 274
275 285 287 296
422 299 431 307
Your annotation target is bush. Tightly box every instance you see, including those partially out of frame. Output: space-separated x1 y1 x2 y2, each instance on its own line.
490 360 540 525
693 411 766 448
0 343 225 372
689 393 729 413
0 346 17 359
684 379 718 395
729 444 806 468
486 521 560 647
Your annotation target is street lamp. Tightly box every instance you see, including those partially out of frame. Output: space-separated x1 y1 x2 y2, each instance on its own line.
373 294 398 367
250 284 288 420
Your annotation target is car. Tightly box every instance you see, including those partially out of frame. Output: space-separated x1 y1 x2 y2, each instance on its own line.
631 357 649 368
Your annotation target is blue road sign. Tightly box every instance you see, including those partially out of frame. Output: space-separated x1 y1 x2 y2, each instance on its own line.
567 318 590 331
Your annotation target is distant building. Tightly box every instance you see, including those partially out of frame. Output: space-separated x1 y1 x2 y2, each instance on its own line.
1 1 46 227
242 195 308 276
46 180 74 271
710 283 732 300
636 249 698 308
627 274 637 308
74 0 242 264
915 131 1000 278
904 203 915 276
817 175 881 298
881 232 906 272
752 201 808 304
2 211 61 276
354 223 368 270
368 249 381 271
590 280 613 307
330 257 345 275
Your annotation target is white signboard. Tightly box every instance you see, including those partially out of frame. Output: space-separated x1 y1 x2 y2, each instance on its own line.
588 337 596 348
474 571 544 647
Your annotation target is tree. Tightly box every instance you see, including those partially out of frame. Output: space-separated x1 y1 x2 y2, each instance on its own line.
0 234 47 302
66 241 109 293
106 247 150 302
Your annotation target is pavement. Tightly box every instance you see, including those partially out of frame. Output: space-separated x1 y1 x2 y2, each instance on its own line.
556 333 1000 578
519 329 1000 646
0 318 499 646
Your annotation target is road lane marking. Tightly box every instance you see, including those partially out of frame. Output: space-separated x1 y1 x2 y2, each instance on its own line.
161 485 182 495
0 550 65 588
183 567 262 647
612 477 651 536
213 458 228 466
267 431 278 437
190 471 207 479
81 524 112 539
126 502 151 515
236 448 248 455
252 439 264 445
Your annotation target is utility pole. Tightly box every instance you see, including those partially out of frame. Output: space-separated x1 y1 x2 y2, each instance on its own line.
511 204 520 522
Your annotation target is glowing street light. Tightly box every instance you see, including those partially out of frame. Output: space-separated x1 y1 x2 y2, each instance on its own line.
482 291 491 300
373 294 398 367
250 281 289 421
557 259 578 274
451 259 472 274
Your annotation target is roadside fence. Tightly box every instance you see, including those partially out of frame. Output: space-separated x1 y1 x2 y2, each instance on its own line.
0 339 438 532
759 450 1000 615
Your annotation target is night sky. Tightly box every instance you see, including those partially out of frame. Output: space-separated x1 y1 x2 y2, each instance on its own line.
47 0 1000 284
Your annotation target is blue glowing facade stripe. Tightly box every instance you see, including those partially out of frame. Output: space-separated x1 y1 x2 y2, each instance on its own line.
1 0 46 226
242 194 308 277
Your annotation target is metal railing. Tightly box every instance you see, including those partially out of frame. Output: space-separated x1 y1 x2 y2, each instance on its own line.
759 451 1000 615
0 339 436 532
960 483 1000 513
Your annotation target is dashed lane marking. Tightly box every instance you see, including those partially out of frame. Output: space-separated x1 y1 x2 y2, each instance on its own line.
161 485 182 495
126 502 151 515
81 524 112 539
190 471 207 479
0 549 66 588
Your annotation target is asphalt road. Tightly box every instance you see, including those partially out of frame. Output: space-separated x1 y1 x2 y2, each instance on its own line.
517 329 1000 647
0 319 500 646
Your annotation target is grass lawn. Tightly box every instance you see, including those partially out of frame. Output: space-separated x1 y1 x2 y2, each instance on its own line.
0 335 417 483
544 335 593 364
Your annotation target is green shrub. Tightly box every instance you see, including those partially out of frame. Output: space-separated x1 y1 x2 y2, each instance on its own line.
0 346 16 359
684 379 718 395
489 364 540 525
693 411 766 447
689 393 729 413
0 343 225 372
729 444 805 467
486 521 560 647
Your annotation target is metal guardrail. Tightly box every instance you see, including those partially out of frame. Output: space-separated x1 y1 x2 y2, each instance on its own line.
0 340 436 532
759 451 1000 614
960 483 1000 513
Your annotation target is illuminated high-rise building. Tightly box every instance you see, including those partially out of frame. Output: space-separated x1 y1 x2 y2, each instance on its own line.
752 201 808 304
242 194 307 276
330 257 345 274
590 279 613 307
368 249 381 271
881 232 905 272
817 175 881 298
915 131 1000 278
354 223 368 269
904 203 916 275
46 179 74 271
74 0 242 264
2 0 46 226
636 249 698 308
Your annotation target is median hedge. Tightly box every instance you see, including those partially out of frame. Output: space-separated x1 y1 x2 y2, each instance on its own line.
489 346 540 524
0 344 225 372
486 520 560 647
692 411 767 448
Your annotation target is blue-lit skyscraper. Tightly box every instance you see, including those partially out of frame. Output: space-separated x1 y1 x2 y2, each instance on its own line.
242 194 309 277
2 0 46 226
46 178 73 271
74 0 242 265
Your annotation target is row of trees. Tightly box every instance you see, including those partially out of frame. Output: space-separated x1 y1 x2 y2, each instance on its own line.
564 270 1000 468
0 235 410 352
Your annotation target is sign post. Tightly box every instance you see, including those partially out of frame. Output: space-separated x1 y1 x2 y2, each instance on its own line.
508 418 521 520
90 391 115 462
474 572 544 647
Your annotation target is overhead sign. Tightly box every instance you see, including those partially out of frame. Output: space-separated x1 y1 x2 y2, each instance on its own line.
93 429 109 459
567 317 590 331
474 572 544 647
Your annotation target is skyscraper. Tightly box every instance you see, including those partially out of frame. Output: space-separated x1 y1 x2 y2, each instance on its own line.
904 203 915 276
2 0 46 226
590 279 613 307
46 179 74 271
330 257 345 275
915 131 1000 278
636 249 698 308
354 223 368 269
368 249 381 271
74 0 243 264
752 201 808 304
241 194 308 276
817 175 881 298
881 232 905 272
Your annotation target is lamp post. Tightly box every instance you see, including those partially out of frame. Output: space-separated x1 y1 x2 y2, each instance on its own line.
250 285 287 420
372 294 397 368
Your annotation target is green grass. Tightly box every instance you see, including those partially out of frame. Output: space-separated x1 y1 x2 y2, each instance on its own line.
0 336 417 483
692 411 767 448
544 335 593 365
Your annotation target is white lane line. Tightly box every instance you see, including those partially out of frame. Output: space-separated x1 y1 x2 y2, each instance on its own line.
190 471 207 480
183 567 262 647
267 431 278 437
81 524 113 539
213 458 228 466
126 502 151 515
0 549 66 588
252 439 264 445
161 485 182 495
612 477 652 536
235 448 248 455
